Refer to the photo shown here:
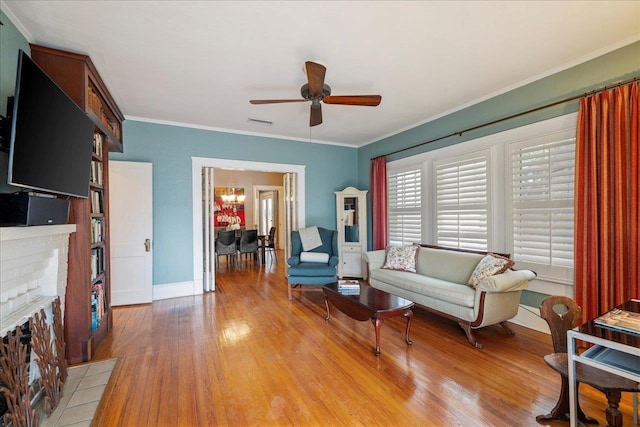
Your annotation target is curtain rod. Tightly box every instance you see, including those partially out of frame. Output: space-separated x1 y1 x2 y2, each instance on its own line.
372 75 640 161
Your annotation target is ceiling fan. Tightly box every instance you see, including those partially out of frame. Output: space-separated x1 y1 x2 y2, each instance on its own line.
249 61 382 127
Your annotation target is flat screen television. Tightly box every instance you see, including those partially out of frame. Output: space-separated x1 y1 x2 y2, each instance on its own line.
7 50 95 198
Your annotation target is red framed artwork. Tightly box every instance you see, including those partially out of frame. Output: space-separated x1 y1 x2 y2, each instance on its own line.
213 187 246 228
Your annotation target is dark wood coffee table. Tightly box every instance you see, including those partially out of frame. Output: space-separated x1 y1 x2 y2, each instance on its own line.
322 281 415 355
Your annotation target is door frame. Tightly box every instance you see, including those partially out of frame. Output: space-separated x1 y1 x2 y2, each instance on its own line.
191 157 305 292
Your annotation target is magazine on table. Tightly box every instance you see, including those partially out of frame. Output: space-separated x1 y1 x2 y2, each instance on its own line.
594 308 640 335
337 279 360 294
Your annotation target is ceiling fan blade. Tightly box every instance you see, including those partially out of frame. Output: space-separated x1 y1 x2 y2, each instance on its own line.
323 95 382 106
305 61 326 97
250 99 307 104
310 105 322 127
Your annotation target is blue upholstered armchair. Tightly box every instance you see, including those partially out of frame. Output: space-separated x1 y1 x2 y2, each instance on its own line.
287 227 338 300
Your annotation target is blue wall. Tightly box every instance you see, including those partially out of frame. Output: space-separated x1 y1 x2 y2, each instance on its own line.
358 41 640 182
0 10 30 193
357 41 640 245
0 11 360 286
2 9 639 288
0 10 30 117
111 121 358 284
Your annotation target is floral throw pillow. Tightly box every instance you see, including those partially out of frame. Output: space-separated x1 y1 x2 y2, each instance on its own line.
467 254 515 288
382 245 418 273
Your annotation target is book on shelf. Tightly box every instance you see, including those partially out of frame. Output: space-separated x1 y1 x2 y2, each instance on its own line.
90 218 104 244
90 247 104 280
92 131 103 156
91 249 98 279
92 280 106 330
90 160 103 185
91 190 103 214
93 281 105 318
594 308 640 334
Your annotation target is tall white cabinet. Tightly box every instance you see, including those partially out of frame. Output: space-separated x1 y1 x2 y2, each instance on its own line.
335 187 368 278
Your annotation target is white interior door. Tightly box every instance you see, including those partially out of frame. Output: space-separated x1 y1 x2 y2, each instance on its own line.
259 190 276 237
109 161 153 306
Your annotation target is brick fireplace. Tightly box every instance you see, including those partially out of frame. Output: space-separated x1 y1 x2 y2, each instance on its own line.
0 224 75 420
0 224 75 338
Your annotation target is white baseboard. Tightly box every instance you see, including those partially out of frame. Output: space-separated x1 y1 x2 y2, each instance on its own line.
153 281 203 301
510 305 550 334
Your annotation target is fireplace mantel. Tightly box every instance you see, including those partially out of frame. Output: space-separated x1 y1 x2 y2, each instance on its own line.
0 224 76 337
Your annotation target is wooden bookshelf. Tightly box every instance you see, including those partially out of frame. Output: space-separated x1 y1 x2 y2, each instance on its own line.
30 44 124 364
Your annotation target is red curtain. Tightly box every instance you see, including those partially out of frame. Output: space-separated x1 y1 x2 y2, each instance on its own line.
370 156 388 250
575 81 640 321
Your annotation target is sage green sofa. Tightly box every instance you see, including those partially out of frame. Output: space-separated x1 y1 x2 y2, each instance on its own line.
363 245 536 348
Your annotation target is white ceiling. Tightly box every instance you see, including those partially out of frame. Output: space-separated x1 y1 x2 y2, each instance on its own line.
3 1 640 147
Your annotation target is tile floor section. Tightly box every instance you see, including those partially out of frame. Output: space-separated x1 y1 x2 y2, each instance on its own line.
38 359 117 427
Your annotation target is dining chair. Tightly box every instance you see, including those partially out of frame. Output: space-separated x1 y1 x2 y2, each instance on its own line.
262 226 277 264
238 229 259 267
536 295 639 426
215 230 237 270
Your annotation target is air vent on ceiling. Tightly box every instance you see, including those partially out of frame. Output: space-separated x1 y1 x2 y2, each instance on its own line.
247 118 273 126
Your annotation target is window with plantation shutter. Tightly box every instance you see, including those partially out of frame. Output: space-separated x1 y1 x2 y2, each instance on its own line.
509 135 575 281
435 155 488 251
385 114 576 285
387 168 421 245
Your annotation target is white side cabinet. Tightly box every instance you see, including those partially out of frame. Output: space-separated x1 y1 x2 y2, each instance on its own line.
335 187 368 278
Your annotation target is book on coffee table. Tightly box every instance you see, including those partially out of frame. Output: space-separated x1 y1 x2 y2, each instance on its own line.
594 308 640 335
338 279 360 288
337 279 360 294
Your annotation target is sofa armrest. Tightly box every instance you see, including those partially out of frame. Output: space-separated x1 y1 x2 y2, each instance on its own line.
363 250 386 270
328 255 339 267
287 256 301 267
476 269 536 292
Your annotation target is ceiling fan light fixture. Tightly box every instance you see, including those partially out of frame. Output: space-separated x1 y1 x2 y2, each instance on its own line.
301 83 331 101
250 61 381 127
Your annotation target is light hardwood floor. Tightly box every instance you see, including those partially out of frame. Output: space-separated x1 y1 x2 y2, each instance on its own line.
91 253 637 426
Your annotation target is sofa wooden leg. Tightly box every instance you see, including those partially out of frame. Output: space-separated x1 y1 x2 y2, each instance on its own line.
288 284 293 300
458 321 482 349
499 321 516 336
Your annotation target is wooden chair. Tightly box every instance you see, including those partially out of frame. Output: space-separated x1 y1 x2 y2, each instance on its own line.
262 226 277 263
536 295 639 426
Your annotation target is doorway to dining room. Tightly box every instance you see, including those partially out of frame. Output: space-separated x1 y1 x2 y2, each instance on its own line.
259 190 277 237
254 185 285 250
192 157 305 293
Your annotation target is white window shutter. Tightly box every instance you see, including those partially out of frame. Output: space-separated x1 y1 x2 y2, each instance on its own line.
435 156 488 251
388 168 421 245
511 137 575 271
